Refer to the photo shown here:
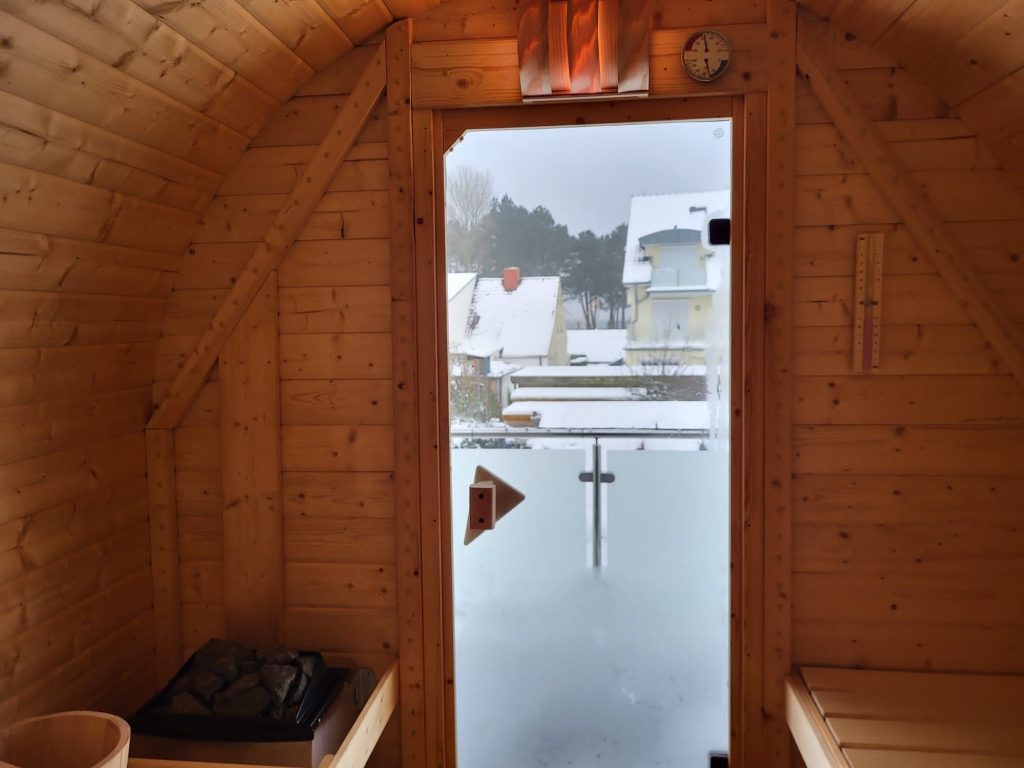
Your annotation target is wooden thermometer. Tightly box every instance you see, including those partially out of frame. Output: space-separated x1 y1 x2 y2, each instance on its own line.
852 233 884 372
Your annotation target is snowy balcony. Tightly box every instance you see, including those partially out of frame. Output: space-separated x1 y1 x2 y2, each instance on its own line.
449 438 730 768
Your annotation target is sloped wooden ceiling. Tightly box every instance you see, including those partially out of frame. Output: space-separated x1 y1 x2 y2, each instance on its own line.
0 0 437 239
798 0 1024 189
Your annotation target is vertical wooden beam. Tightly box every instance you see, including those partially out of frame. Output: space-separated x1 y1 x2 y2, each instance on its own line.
219 272 283 648
387 18 428 768
733 92 767 768
764 0 796 765
146 427 182 686
413 106 446 768
433 110 458 768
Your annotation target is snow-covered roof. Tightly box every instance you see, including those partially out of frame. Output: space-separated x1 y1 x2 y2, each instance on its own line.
510 387 645 402
513 364 708 379
488 360 521 377
447 272 477 302
502 400 710 431
567 329 627 364
457 276 561 359
622 191 730 285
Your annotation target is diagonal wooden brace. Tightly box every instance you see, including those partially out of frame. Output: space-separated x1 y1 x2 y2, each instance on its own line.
148 44 387 428
796 15 1024 389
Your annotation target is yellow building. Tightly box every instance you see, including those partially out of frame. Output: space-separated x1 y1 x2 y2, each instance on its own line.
621 192 730 369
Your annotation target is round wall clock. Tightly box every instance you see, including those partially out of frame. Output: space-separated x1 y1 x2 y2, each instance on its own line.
682 30 732 83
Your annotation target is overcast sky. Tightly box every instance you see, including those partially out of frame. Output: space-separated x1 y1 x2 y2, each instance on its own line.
445 119 732 237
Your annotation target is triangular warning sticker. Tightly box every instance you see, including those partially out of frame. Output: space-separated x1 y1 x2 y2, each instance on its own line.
464 465 526 545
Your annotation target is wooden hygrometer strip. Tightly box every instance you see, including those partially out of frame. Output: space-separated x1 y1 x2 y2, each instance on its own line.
852 233 884 372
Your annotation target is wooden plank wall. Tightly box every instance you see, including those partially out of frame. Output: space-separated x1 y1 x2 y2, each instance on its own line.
153 42 401 767
0 0 436 727
791 26 1024 675
0 85 204 725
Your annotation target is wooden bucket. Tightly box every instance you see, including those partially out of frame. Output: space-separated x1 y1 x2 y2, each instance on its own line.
0 711 130 768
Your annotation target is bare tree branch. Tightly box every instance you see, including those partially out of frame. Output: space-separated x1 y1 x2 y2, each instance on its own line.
446 165 494 231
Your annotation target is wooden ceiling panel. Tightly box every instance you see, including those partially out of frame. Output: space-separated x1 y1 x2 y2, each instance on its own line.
799 0 1024 198
826 0 916 43
0 11 247 173
917 0 1024 106
0 90 222 197
0 0 276 138
873 0 1007 71
234 0 355 70
315 0 395 43
382 0 442 17
132 0 314 103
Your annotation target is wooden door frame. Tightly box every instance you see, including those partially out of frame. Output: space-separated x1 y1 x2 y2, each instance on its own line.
404 92 780 767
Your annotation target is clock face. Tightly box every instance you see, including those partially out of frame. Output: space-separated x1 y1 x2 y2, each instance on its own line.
682 30 731 82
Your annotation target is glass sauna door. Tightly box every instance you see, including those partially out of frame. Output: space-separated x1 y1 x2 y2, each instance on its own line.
445 117 732 767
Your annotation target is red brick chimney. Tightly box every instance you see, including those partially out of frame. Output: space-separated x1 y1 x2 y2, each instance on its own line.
503 267 521 292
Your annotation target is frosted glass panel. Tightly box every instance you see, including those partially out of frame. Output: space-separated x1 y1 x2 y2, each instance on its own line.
451 446 729 768
604 449 730 766
451 448 590 768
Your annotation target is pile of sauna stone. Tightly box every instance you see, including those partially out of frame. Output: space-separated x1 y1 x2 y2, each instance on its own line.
166 639 318 720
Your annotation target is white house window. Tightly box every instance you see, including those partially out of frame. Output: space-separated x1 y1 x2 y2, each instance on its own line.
659 247 706 286
651 298 690 343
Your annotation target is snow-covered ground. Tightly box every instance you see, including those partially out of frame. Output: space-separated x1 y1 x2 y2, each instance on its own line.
499 400 710 450
513 364 708 380
510 387 647 402
567 329 628 364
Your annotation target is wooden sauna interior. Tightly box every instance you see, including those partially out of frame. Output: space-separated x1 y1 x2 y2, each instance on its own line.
1 0 1023 765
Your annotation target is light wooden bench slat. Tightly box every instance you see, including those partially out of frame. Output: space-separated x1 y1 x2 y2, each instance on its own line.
844 748 1024 768
788 666 1024 768
785 675 852 768
801 667 1024 704
130 761 269 768
828 717 1024 756
811 687 1021 726
317 659 398 768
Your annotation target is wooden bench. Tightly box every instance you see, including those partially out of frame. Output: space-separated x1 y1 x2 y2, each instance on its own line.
786 666 1024 768
128 660 398 768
